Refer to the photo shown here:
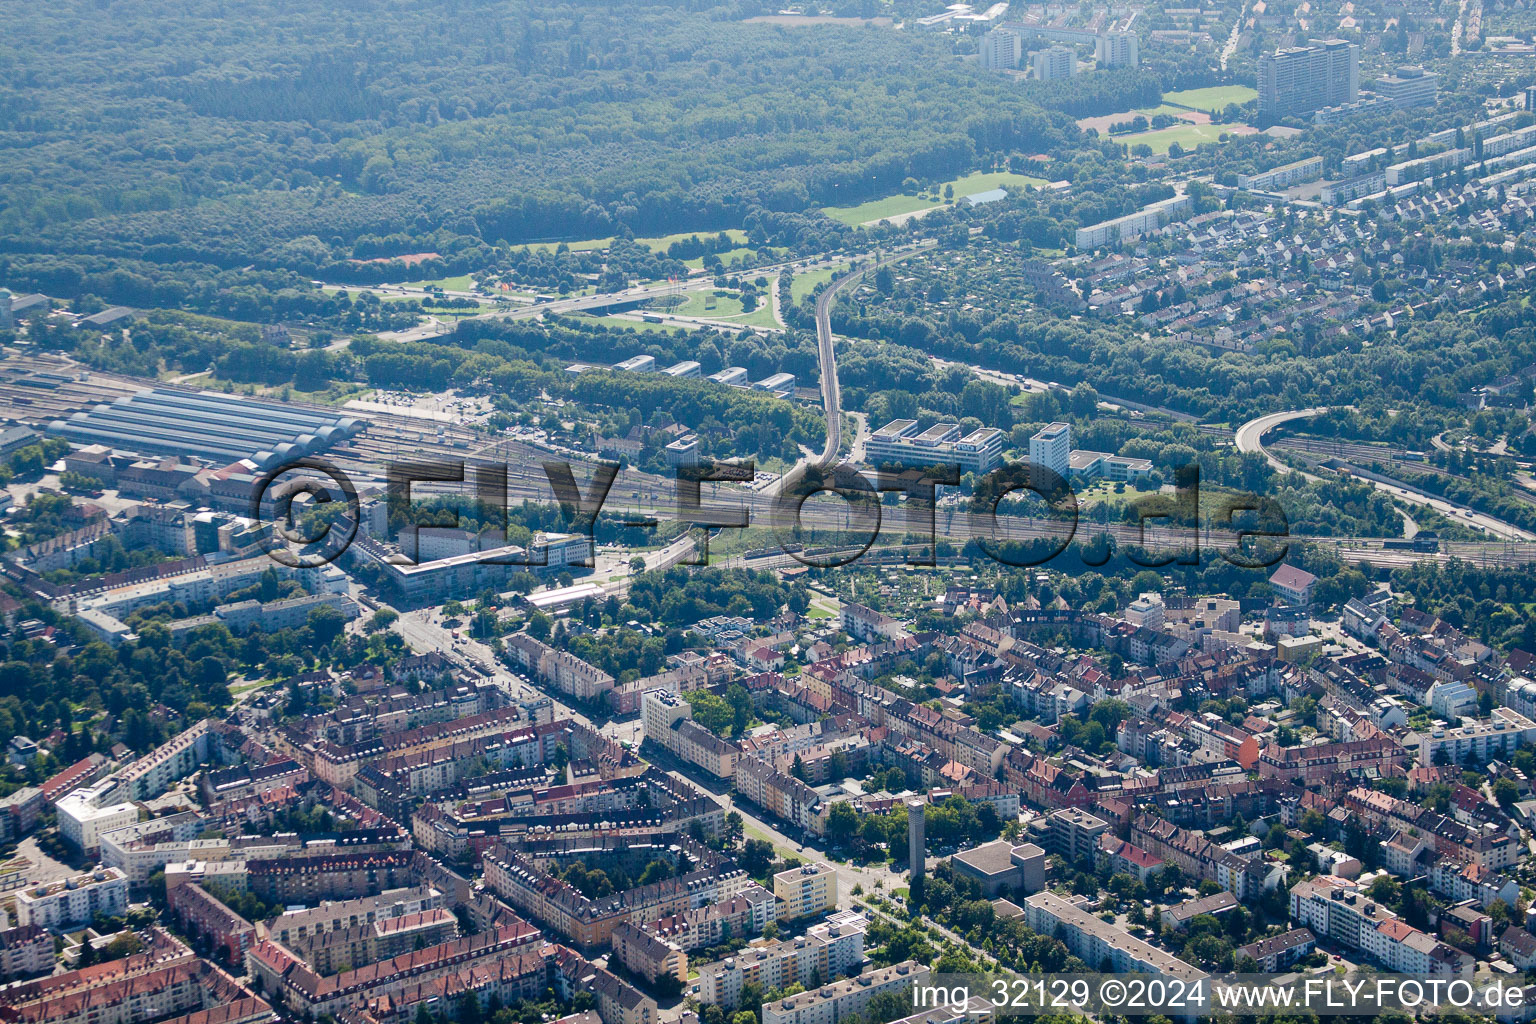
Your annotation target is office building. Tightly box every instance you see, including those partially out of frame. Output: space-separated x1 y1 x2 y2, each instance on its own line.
1526 84 1536 111
56 785 139 856
1028 422 1071 483
755 372 796 395
1374 67 1439 109
864 420 1004 474
614 355 656 372
1032 46 1076 81
662 361 701 378
710 367 749 387
1258 40 1358 119
980 28 1022 70
1066 450 1153 482
1095 30 1139 68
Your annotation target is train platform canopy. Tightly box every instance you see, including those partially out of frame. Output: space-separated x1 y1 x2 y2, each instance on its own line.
48 388 365 469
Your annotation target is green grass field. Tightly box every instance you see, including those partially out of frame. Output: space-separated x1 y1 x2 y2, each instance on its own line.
822 170 1050 226
401 273 475 291
668 289 779 329
636 227 749 252
823 193 939 226
575 313 689 335
520 237 615 253
1121 122 1244 154
1163 85 1259 110
789 262 849 304
945 170 1051 194
684 245 766 270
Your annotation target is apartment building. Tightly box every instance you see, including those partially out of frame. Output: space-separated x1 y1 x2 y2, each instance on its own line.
1238 157 1324 192
773 863 839 920
611 921 687 984
641 688 738 778
1258 40 1358 119
1074 196 1193 249
0 946 269 1024
1032 46 1075 80
1291 876 1471 976
760 961 932 1024
980 27 1022 69
1025 891 1202 977
696 911 867 1009
0 925 54 979
643 884 778 951
15 867 129 931
1045 807 1109 864
167 882 257 965
505 634 616 705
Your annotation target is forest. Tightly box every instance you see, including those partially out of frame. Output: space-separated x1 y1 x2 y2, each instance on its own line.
1 1 1074 279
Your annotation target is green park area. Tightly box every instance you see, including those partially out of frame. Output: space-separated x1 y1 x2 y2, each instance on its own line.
663 289 780 329
400 273 475 291
790 262 851 304
1162 85 1259 111
822 170 1049 226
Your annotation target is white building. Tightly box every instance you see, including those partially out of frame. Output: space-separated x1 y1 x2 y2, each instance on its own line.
1074 195 1193 249
1374 67 1439 109
1405 709 1536 765
863 420 1004 474
760 961 930 1024
696 911 867 1008
1095 30 1139 67
1028 422 1071 483
1237 157 1324 191
1025 891 1201 976
15 867 129 931
1031 46 1076 81
56 784 140 856
980 28 1022 69
1126 593 1166 629
1429 680 1478 720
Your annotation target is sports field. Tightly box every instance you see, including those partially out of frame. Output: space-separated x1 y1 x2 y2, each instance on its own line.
1120 122 1257 154
1163 85 1259 110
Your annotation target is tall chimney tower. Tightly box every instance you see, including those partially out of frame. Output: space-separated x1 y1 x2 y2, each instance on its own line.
907 798 926 884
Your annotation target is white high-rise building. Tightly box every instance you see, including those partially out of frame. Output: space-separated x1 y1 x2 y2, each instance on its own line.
1095 30 1139 68
1258 40 1358 119
981 28 1023 70
1032 46 1076 81
1029 422 1071 483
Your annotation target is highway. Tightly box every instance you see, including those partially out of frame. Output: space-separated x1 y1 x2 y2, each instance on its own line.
374 251 854 344
1235 407 1536 542
810 243 936 470
1233 407 1331 481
